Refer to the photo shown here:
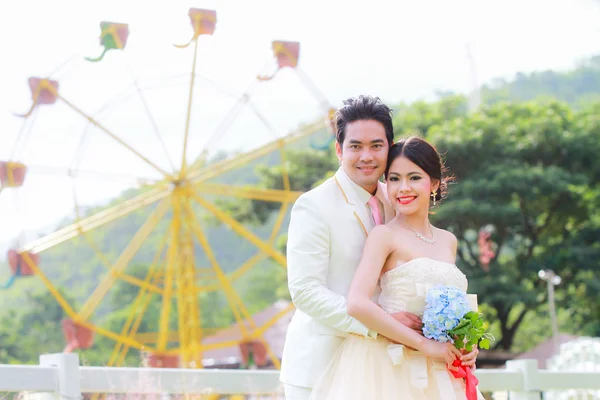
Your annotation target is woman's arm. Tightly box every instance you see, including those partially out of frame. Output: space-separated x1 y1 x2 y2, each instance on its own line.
347 226 461 363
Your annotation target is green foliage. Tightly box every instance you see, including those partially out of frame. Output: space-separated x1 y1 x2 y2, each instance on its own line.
449 311 495 352
408 98 600 350
0 290 73 364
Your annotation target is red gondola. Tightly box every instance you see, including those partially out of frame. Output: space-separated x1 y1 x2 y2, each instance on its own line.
148 354 180 368
7 249 37 276
0 161 27 188
239 340 267 368
62 319 94 352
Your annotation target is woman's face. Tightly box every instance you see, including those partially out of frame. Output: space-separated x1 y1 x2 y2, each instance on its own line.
386 156 438 216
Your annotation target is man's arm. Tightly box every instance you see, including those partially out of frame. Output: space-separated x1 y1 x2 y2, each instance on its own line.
286 195 372 337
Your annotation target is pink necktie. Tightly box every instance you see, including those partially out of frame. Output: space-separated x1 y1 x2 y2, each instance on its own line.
368 196 383 226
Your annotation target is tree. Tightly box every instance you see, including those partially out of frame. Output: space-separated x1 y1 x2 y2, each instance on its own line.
240 97 600 352
421 99 600 350
0 290 72 364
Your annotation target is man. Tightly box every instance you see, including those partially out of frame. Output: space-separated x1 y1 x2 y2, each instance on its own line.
280 95 423 399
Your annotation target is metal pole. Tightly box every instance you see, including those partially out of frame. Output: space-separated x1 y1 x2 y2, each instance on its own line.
539 269 561 355
547 272 560 354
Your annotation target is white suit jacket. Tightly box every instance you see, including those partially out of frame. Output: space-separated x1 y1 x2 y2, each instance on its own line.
279 168 394 388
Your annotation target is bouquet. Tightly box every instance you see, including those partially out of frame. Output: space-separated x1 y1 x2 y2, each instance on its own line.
422 285 495 400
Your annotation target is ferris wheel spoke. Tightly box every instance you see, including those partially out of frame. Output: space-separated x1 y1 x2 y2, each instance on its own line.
29 164 160 186
246 100 280 139
10 107 40 161
279 148 292 191
187 118 325 184
180 39 200 175
189 191 286 267
71 183 163 298
195 182 302 203
56 94 172 179
193 253 281 298
248 302 295 340
19 252 77 319
20 187 169 253
213 200 290 290
182 201 249 338
190 246 282 368
158 200 181 351
77 319 146 351
109 280 157 366
110 288 155 365
73 214 164 296
110 238 167 367
126 64 176 172
295 68 333 111
176 203 203 365
77 197 170 322
187 81 259 172
197 201 290 368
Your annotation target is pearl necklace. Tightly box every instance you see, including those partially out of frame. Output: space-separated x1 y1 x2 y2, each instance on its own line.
401 220 436 244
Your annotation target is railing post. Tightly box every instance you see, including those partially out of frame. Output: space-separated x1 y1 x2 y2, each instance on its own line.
506 359 541 400
39 353 81 400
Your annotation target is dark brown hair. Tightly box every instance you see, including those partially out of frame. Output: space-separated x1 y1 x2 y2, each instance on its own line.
334 95 394 147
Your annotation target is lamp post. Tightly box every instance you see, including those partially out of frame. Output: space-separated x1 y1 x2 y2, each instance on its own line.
538 269 562 354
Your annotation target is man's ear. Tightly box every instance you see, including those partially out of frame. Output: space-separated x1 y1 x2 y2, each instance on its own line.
335 141 343 161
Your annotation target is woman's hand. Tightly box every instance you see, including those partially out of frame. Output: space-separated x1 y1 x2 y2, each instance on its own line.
459 345 479 369
420 340 462 365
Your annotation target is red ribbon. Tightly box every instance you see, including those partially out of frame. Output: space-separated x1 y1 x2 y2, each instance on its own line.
449 359 479 400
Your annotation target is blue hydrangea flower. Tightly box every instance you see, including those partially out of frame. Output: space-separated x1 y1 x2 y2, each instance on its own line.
422 285 471 343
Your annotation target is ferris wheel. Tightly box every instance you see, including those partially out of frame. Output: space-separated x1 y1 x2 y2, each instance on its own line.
0 7 336 369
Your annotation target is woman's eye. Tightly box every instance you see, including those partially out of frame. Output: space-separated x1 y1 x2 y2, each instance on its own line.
410 176 421 181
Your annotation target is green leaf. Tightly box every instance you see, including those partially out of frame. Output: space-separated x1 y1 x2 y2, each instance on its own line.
479 338 491 350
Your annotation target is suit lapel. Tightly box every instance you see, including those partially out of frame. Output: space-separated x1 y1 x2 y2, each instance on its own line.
334 169 371 237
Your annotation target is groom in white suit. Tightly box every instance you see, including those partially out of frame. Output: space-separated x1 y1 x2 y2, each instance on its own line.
280 95 423 399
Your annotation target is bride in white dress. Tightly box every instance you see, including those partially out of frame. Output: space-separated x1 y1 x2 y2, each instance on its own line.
309 136 484 400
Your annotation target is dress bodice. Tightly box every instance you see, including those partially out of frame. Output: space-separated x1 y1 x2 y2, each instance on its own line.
378 257 468 316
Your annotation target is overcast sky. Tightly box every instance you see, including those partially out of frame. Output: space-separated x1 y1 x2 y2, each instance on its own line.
1 0 599 248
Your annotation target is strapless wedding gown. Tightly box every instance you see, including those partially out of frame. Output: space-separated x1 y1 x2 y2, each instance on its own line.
308 257 485 400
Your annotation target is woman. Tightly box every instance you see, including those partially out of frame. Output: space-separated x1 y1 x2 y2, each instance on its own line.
309 136 484 400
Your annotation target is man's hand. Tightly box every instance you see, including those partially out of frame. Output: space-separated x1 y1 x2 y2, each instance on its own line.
390 311 423 334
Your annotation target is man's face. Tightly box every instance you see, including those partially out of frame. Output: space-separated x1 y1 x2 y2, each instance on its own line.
335 119 389 194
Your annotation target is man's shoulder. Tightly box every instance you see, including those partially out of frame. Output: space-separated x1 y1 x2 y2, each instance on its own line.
295 174 339 204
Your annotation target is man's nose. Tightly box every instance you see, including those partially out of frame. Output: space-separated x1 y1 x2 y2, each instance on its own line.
359 148 374 162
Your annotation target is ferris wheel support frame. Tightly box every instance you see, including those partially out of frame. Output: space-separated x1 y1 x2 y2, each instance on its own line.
5 14 337 367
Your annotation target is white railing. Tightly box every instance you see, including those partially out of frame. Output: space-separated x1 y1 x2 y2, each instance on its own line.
1 353 600 399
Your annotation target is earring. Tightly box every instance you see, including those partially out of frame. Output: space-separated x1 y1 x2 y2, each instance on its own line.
431 191 436 206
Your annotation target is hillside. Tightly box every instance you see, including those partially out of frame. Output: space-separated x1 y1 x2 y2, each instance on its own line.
481 54 600 106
